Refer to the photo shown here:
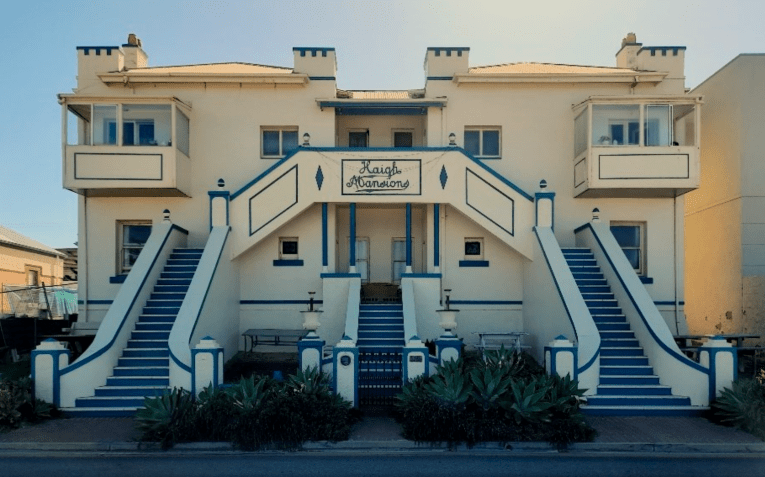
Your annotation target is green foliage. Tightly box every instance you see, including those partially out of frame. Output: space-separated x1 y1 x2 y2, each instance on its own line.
395 355 595 447
712 370 765 440
135 369 357 450
0 376 57 431
135 388 196 449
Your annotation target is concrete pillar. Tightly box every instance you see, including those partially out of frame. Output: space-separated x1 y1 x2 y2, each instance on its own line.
436 333 461 365
402 336 429 383
545 335 578 379
699 336 737 402
333 336 359 407
191 336 224 396
535 180 555 229
209 181 230 229
298 332 326 372
31 339 70 406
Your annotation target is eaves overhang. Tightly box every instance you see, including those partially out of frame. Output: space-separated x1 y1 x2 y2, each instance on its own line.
316 99 447 116
453 71 667 85
571 94 704 113
99 72 309 86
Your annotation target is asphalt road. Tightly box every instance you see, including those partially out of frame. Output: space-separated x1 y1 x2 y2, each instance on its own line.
1 452 764 477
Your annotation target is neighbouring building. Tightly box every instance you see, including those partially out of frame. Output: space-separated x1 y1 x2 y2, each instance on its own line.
46 32 734 417
685 54 765 345
0 225 65 316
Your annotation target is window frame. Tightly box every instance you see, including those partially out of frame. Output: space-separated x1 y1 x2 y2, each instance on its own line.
464 127 501 159
279 237 299 260
463 237 485 260
391 237 407 284
392 129 414 148
25 265 41 287
348 129 369 148
261 127 299 158
117 220 153 275
610 221 647 276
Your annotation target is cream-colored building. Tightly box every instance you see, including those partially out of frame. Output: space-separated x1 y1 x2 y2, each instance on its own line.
685 54 765 345
0 225 65 316
50 32 725 417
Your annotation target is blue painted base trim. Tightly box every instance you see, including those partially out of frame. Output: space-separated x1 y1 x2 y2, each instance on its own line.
273 259 304 267
109 275 127 284
87 300 114 305
241 300 324 305
459 260 489 267
449 300 522 305
321 273 361 278
401 273 442 278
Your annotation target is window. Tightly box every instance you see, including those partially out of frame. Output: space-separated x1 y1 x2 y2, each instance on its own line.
464 238 484 260
610 222 646 275
279 237 299 260
349 130 369 148
262 128 298 158
118 221 152 274
25 266 41 287
464 128 500 158
393 130 413 148
392 238 407 283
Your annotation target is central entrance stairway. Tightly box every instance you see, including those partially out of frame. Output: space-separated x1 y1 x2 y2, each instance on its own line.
562 247 703 416
356 303 404 407
66 248 203 416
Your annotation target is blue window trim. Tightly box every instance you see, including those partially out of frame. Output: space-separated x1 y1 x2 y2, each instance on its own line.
459 260 489 267
639 276 654 284
273 259 304 267
109 275 127 284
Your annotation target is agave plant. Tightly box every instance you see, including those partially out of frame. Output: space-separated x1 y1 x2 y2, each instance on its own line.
135 387 196 448
502 376 554 425
545 374 587 417
225 375 273 410
285 366 330 395
713 372 765 439
425 360 471 410
469 366 512 411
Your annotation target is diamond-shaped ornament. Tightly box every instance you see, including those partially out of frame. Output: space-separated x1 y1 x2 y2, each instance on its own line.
315 166 324 190
440 165 448 190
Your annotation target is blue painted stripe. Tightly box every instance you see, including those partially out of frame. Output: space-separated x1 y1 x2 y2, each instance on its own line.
320 273 361 278
273 259 304 266
406 203 412 267
434 203 440 267
350 203 356 267
109 275 127 284
576 223 708 375
639 276 655 284
309 76 336 80
427 76 453 80
317 101 446 109
322 203 328 267
427 47 470 52
401 273 442 278
240 300 324 305
654 301 685 306
449 300 522 305
62 225 187 375
459 260 489 267
170 350 192 373
87 300 114 305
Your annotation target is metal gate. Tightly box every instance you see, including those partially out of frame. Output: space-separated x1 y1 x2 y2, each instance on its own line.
358 349 403 406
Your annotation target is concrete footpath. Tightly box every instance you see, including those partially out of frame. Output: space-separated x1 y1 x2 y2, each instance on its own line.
0 414 763 454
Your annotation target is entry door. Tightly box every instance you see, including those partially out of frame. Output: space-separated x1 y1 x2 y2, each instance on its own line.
355 237 370 283
392 238 406 284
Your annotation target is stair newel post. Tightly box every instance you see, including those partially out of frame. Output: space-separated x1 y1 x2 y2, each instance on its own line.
402 335 429 383
299 291 325 372
208 178 230 229
333 335 359 407
435 289 461 365
191 336 224 397
699 336 737 404
545 335 578 380
535 179 555 230
31 339 70 406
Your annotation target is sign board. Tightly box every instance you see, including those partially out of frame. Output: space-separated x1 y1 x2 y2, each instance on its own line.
342 159 421 195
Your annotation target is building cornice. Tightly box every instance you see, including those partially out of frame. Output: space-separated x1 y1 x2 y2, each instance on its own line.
453 71 667 85
98 71 309 86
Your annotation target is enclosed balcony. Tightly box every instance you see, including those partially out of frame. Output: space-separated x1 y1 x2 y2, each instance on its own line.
572 97 701 198
61 99 191 197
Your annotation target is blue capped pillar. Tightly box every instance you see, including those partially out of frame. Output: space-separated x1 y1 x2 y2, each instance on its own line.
535 179 555 230
209 178 230 229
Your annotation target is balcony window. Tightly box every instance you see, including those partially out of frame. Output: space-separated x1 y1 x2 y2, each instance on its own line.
93 105 117 145
262 127 299 157
176 108 190 155
673 104 696 146
590 103 696 148
67 104 91 145
121 104 171 146
464 128 500 159
574 110 588 157
645 105 671 146
592 105 640 146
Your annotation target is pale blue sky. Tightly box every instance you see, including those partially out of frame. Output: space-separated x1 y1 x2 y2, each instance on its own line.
1 0 762 248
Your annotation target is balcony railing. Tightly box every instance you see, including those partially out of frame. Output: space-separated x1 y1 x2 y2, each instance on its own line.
572 97 701 198
61 99 191 197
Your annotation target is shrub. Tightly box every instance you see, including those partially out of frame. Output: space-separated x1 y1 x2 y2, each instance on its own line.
712 370 765 440
395 355 595 447
135 388 197 448
1 377 58 431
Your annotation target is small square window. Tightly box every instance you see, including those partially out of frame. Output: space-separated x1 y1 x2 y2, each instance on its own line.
25 266 41 287
262 127 299 158
464 238 484 260
393 131 413 148
464 128 501 158
349 130 369 148
280 238 299 259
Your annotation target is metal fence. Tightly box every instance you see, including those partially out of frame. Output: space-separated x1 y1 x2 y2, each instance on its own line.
358 349 403 407
2 284 78 318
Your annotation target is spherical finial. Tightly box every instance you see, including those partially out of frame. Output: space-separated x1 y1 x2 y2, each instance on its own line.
592 208 600 223
163 209 171 222
448 132 456 146
302 132 311 146
217 178 225 188
539 179 547 189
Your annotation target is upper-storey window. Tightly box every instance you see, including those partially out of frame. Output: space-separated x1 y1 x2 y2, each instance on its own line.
464 127 500 159
66 102 188 154
588 103 694 148
393 130 413 148
610 221 646 276
262 127 298 158
118 221 152 275
349 130 369 148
